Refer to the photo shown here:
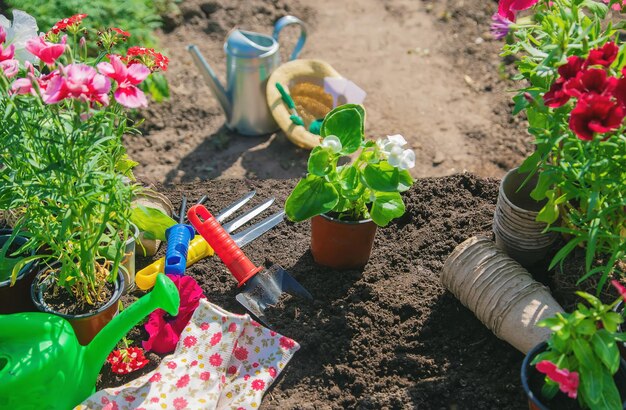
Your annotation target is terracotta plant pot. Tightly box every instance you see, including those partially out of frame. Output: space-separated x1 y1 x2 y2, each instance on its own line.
493 167 558 267
0 230 37 314
310 214 377 269
521 341 626 410
31 263 124 345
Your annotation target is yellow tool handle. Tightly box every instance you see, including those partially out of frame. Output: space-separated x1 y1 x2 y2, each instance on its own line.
135 235 214 290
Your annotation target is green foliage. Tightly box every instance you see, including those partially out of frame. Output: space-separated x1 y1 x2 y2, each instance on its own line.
500 0 626 290
130 205 176 241
534 289 626 409
285 104 415 227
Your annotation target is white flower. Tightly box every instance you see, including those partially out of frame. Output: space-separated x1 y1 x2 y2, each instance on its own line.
377 134 407 156
0 10 39 64
321 135 342 153
388 145 416 170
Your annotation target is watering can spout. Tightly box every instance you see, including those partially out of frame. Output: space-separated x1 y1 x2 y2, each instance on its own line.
187 44 232 118
84 273 180 373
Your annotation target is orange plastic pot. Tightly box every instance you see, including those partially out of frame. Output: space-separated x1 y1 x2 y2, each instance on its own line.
310 214 377 269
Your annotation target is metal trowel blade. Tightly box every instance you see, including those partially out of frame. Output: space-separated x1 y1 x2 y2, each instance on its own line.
235 264 312 326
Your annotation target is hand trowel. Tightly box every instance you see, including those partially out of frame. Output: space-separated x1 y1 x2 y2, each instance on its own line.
188 204 313 325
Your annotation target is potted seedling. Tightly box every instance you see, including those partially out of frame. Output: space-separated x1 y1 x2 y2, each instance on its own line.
285 104 416 269
521 280 626 409
0 12 168 343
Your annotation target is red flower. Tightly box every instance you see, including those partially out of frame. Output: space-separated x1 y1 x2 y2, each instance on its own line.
210 332 222 346
228 322 238 333
143 275 206 354
173 397 188 410
209 353 223 367
268 367 277 378
106 347 149 375
25 36 66 66
124 46 169 72
252 362 259 368
251 379 266 391
111 27 130 37
190 360 198 367
612 280 626 301
167 361 177 369
536 360 579 399
228 365 237 375
243 374 250 381
200 371 211 381
612 70 626 109
587 42 619 67
544 56 586 108
176 374 190 388
569 94 624 140
233 346 249 361
563 69 617 99
200 322 210 331
124 395 135 402
149 372 162 383
48 14 88 35
279 336 296 350
183 335 197 348
97 54 150 108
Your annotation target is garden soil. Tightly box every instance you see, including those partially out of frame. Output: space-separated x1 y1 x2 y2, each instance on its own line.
129 0 530 184
100 175 533 409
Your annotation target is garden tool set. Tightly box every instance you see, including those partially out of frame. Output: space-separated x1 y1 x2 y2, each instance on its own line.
188 204 313 326
135 191 283 290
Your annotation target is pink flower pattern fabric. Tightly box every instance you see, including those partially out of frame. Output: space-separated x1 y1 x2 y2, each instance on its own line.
76 300 300 409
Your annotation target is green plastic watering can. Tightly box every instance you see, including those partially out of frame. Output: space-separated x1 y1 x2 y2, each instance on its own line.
0 273 180 410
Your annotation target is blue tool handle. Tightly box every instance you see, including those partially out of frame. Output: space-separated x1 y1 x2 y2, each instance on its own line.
164 224 195 275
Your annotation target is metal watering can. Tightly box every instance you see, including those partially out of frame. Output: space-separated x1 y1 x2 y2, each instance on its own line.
0 274 180 410
188 15 307 136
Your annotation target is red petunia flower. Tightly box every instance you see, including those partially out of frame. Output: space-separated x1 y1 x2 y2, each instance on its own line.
536 360 579 399
612 70 626 109
544 56 587 107
497 0 538 21
563 68 617 99
106 347 149 375
569 94 625 140
587 42 619 67
142 274 206 354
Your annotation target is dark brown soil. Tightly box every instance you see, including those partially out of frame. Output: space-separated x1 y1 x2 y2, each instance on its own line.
98 174 533 409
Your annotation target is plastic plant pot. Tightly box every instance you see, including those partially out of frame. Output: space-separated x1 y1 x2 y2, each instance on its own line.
310 214 377 270
0 229 37 314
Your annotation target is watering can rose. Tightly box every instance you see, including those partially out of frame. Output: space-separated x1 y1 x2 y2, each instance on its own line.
285 104 415 227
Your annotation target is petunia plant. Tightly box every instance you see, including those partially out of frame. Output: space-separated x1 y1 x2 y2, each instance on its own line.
533 280 626 408
492 0 626 290
0 11 167 305
285 104 415 227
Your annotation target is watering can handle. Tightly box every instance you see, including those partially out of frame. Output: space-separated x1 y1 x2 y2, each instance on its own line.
273 15 307 61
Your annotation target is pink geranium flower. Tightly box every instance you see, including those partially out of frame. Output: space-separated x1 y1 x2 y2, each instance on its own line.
97 54 149 108
42 64 111 106
143 274 206 354
0 43 14 61
25 35 66 65
536 360 579 399
0 59 18 78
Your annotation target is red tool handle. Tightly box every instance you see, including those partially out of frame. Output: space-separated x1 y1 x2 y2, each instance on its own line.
187 204 262 287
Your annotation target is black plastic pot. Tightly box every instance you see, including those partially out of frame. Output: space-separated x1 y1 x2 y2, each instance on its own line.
31 262 124 345
522 341 626 410
0 229 37 314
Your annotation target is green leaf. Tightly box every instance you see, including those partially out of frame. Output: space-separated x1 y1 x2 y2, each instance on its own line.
362 162 413 192
307 146 334 176
579 362 604 407
537 316 565 331
130 205 176 241
285 175 339 222
582 0 608 18
536 190 561 224
591 330 620 374
519 151 541 174
115 155 139 179
572 338 597 371
371 192 405 227
320 104 364 154
601 312 622 333
577 319 597 335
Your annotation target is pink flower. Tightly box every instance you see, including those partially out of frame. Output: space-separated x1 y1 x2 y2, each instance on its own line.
210 332 222 346
251 379 265 391
149 372 162 383
25 36 66 65
97 54 149 108
268 367 277 378
124 395 135 402
183 335 197 348
150 397 159 403
0 59 18 78
0 44 15 61
173 397 188 410
11 77 35 95
491 13 514 40
233 346 249 361
228 322 238 333
270 330 277 337
176 375 190 388
612 280 626 301
0 26 5 44
602 0 624 11
199 371 211 381
143 275 206 354
252 362 259 368
587 42 619 67
569 94 624 140
167 361 177 369
200 322 210 331
103 403 119 410
190 360 198 367
279 336 296 350
227 365 237 375
209 353 223 367
42 64 111 106
243 374 250 381
536 360 579 399
497 0 538 21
